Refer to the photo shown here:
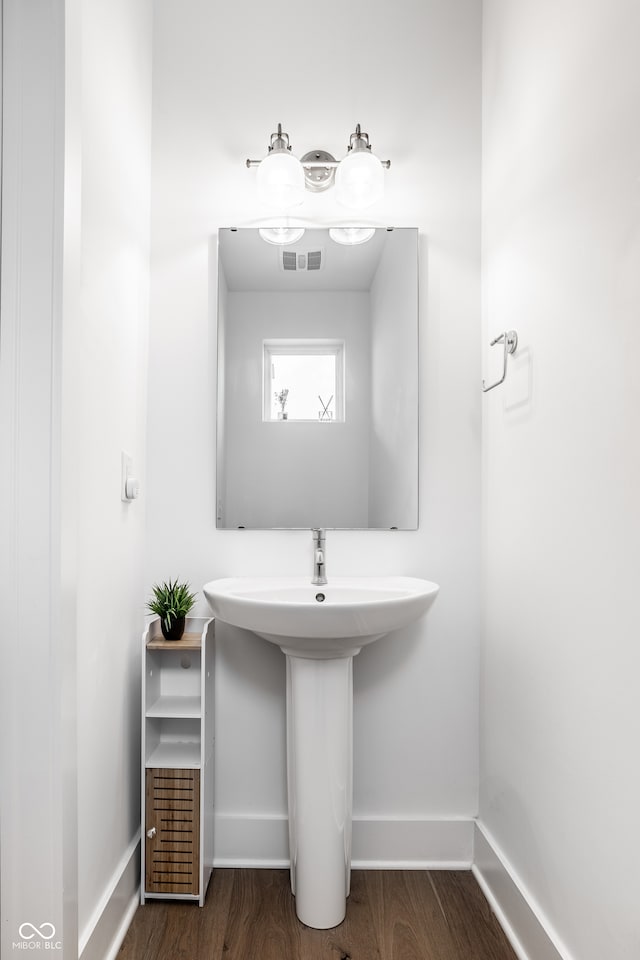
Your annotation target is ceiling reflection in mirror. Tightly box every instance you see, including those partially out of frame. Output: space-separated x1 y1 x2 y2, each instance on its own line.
216 227 418 529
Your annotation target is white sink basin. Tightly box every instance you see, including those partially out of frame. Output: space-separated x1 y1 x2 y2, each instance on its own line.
203 576 439 658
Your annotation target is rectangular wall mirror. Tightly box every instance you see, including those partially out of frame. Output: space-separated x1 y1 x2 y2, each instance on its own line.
216 227 419 530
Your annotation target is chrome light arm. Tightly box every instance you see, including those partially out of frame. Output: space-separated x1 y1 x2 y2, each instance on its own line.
482 330 518 393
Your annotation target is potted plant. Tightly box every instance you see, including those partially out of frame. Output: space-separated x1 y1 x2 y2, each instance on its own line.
147 579 197 641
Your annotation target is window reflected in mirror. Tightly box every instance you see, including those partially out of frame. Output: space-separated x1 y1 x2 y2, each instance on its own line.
264 340 344 422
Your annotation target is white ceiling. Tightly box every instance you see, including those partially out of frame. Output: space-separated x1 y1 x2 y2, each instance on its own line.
218 227 389 292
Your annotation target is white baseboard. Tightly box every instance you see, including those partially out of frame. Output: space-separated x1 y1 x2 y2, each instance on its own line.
352 816 473 868
214 813 290 867
79 833 141 960
473 823 570 960
213 813 474 868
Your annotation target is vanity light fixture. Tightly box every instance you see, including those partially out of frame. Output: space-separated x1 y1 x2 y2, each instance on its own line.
247 123 390 209
328 227 376 246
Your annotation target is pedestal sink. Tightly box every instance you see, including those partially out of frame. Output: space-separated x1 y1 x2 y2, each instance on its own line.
203 576 439 929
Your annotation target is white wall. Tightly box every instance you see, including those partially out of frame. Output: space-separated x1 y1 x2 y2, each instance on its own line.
147 0 482 862
75 0 152 953
0 2 152 956
480 2 640 958
0 3 75 954
222 290 370 528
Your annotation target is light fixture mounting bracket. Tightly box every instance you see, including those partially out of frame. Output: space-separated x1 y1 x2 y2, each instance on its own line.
301 150 337 193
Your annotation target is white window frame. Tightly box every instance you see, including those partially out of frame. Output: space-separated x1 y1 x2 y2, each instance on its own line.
263 339 345 422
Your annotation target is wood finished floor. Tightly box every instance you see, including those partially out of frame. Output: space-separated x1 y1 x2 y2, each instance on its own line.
118 869 518 960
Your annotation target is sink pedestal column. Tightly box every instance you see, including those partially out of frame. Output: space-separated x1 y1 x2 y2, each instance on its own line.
286 653 353 929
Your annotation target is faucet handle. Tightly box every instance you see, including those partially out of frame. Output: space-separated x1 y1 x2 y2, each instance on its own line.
311 527 325 540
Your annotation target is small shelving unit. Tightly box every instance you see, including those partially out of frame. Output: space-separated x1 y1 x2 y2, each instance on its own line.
141 616 215 906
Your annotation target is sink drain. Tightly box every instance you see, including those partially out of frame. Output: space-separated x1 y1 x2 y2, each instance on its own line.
315 592 326 602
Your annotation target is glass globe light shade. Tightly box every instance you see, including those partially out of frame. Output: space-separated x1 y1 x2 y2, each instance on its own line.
256 150 305 209
329 227 376 246
258 227 305 245
335 149 384 208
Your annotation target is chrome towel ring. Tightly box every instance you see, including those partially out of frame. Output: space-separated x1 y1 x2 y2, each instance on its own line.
482 330 518 393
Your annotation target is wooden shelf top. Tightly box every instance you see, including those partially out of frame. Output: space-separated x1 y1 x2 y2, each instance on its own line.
146 632 202 651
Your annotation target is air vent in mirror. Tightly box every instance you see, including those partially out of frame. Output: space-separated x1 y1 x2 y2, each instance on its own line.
280 249 323 272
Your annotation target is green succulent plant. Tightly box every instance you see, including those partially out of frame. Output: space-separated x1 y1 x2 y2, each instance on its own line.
147 579 197 633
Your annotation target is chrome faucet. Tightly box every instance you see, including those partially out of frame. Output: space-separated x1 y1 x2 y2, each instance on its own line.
311 528 327 585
